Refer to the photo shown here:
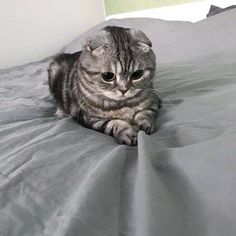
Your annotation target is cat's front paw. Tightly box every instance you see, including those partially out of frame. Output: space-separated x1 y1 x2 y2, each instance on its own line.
116 127 138 146
103 119 138 146
137 119 155 135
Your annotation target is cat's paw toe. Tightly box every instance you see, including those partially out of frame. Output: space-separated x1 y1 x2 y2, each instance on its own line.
55 108 67 118
116 128 138 146
138 120 155 135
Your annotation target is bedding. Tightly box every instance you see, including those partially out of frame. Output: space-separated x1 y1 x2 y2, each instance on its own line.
207 5 236 17
1 9 236 236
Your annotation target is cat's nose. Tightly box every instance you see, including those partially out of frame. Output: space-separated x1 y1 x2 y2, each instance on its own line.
119 89 128 95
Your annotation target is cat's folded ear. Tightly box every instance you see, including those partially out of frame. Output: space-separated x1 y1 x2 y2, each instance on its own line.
84 30 111 56
85 43 110 56
128 29 152 52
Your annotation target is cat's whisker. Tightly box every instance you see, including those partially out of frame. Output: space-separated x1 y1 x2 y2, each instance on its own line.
77 92 104 114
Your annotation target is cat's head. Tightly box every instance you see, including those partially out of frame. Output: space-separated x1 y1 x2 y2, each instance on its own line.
79 26 156 100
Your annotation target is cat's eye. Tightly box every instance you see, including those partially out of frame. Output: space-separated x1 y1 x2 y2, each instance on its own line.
102 72 116 82
131 70 143 80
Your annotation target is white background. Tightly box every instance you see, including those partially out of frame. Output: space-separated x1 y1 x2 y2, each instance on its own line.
0 0 105 69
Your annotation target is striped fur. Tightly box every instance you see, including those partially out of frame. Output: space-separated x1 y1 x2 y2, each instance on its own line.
48 26 161 145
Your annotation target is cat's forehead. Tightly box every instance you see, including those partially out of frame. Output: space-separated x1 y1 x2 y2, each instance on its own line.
85 26 152 50
85 30 111 49
86 26 129 45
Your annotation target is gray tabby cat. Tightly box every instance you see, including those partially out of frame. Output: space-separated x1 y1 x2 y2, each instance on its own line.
48 26 161 145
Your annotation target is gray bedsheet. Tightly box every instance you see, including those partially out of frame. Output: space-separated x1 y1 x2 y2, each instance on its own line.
1 10 236 236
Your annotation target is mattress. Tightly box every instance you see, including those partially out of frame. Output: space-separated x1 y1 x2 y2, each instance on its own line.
1 9 236 236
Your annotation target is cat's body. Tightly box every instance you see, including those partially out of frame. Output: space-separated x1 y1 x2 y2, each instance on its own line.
48 26 161 145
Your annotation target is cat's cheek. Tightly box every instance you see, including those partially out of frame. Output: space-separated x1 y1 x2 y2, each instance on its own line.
130 89 141 95
103 91 118 100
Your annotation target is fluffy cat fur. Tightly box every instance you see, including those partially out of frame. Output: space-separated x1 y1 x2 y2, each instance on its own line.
48 26 161 145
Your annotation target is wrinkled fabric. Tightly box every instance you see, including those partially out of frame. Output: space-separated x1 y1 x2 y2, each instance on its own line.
1 10 236 236
207 5 236 18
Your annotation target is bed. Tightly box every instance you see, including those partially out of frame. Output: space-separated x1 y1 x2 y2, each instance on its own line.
1 9 236 236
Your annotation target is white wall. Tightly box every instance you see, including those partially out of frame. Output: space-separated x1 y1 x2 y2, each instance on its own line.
0 0 105 69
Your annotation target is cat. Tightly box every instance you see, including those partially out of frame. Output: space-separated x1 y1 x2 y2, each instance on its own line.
48 26 161 145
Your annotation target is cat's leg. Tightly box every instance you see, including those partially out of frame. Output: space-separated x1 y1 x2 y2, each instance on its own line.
132 109 157 135
92 119 138 145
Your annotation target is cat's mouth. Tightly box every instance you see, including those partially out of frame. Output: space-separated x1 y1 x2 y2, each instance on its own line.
103 89 141 100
